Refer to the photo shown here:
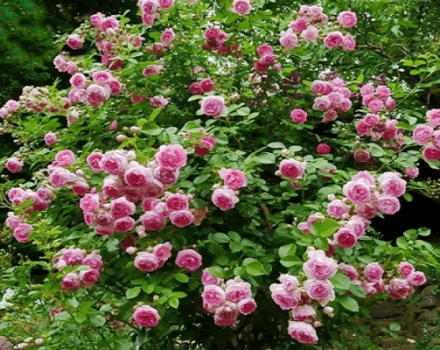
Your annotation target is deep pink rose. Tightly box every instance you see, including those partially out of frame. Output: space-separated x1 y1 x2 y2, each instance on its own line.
324 32 344 48
169 210 194 227
61 272 81 290
364 262 384 282
140 211 166 231
160 29 175 46
288 321 318 344
200 96 227 117
290 108 307 123
66 34 84 50
237 298 257 315
175 249 202 272
212 188 238 211
399 262 415 278
6 158 23 173
79 268 100 286
406 271 426 286
80 193 100 212
13 223 33 243
135 252 160 272
334 228 357 248
133 306 160 328
155 144 187 170
202 285 226 307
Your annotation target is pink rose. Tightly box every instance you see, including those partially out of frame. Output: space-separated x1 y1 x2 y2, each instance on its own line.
399 262 415 278
153 242 173 261
108 78 122 95
324 32 344 48
114 217 135 232
364 262 384 282
278 159 306 179
175 249 202 272
334 228 357 248
279 274 299 292
155 144 187 170
202 285 226 307
364 113 379 126
308 5 323 17
5 99 19 111
153 167 179 188
49 167 73 188
212 188 238 211
327 199 349 219
304 279 335 305
55 150 76 167
86 84 107 108
385 97 395 111
270 284 300 310
344 217 366 238
6 158 23 173
200 95 227 117
378 195 400 215
135 252 160 272
343 180 371 203
368 99 384 113
13 223 33 243
80 193 100 212
337 11 357 28
111 197 135 218
100 151 128 174
303 255 338 280
257 43 273 56
200 78 215 93
406 271 426 286
169 210 194 227
83 253 103 271
388 278 414 300
288 321 318 344
232 0 252 16
160 29 175 46
124 165 151 187
90 13 103 27
427 109 440 127
378 172 406 197
69 73 87 89
353 150 371 163
338 263 359 280
140 0 159 14
315 143 331 155
202 268 221 285
290 108 307 123
301 26 319 42
225 281 252 302
237 298 257 315
165 194 189 212
355 120 369 136
140 211 166 231
214 302 239 326
133 305 160 328
79 268 100 286
6 213 22 230
218 168 247 190
290 17 307 33
86 152 104 172
280 31 298 50
376 85 390 98
61 272 81 290
66 34 84 50
311 81 326 95
313 96 331 111
189 83 203 95
101 16 119 30
44 132 57 146
292 305 316 321
423 144 440 161
159 0 174 10
413 124 433 145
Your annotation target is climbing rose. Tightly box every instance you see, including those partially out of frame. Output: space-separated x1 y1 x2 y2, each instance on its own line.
218 168 247 190
327 199 349 219
337 11 357 28
153 242 173 261
237 298 257 315
140 211 166 231
290 109 307 123
292 305 316 321
55 150 76 167
427 109 440 127
202 269 221 285
44 132 57 146
160 29 175 46
111 197 136 218
6 158 23 173
169 210 194 227
155 144 187 170
280 31 298 49
334 228 357 248
200 96 227 117
202 285 226 307
175 249 202 272
413 124 433 145
100 151 128 174
278 159 306 179
135 252 160 272
66 34 84 50
377 195 400 215
303 255 338 280
13 223 33 243
343 180 371 203
212 188 238 211
316 143 331 155
406 271 426 286
79 268 100 286
388 278 414 300
61 272 81 290
399 262 415 278
304 279 335 302
364 262 384 282
288 321 318 344
270 284 300 310
232 0 252 16
323 32 344 48
225 282 252 303
133 305 160 328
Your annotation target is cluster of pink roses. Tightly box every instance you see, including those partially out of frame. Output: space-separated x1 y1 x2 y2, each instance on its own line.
48 150 90 195
280 6 356 52
146 28 176 54
253 44 278 74
202 272 257 326
270 249 338 344
0 99 20 119
211 168 246 211
133 242 173 272
54 53 79 75
412 109 440 161
193 133 216 157
138 0 175 27
360 83 396 114
69 70 122 108
276 158 307 187
189 78 215 95
201 27 241 56
52 249 103 290
310 73 353 122
132 305 160 328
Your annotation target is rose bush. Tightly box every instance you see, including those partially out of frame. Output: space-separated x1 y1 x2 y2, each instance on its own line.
1 0 440 349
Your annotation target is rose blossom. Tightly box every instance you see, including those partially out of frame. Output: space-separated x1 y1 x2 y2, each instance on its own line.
169 210 194 227
61 272 81 290
406 271 426 286
257 43 273 56
153 242 173 261
114 217 135 232
155 144 187 170
288 321 318 344
412 124 433 145
399 262 415 278
364 262 384 282
292 305 316 321
323 32 344 48
301 26 319 42
334 228 357 248
124 165 151 187
237 298 257 315
100 151 127 174
304 279 335 305
290 108 307 123
303 255 338 280
202 285 226 307
86 84 107 108
6 158 23 173
55 150 76 166
212 188 239 211
79 268 100 286
201 268 221 285
44 132 57 146
427 109 440 127
278 159 306 179
200 96 227 118
368 99 384 113
423 144 440 161
218 168 247 190
388 278 414 300
378 173 406 197
279 274 299 292
160 29 175 46
343 180 371 203
49 167 73 187
225 281 252 303
279 31 298 49
337 11 357 28
13 223 33 243
214 302 239 326
338 263 359 280
135 252 160 272
133 305 160 328
66 34 84 50
83 253 103 270
270 284 300 310
140 211 166 231
175 249 202 272
232 0 252 16
111 197 135 218
377 195 400 215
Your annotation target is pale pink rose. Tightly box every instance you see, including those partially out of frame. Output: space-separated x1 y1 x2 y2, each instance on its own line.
406 271 426 286
101 16 119 30
362 93 376 106
388 278 414 300
376 85 390 98
100 151 128 174
79 268 100 286
95 211 113 226
200 96 227 117
413 124 434 146
201 268 221 285
5 99 19 111
352 171 375 185
6 212 22 229
160 29 175 46
66 34 84 50
313 96 331 111
133 305 160 328
342 34 356 51
55 150 76 167
141 13 156 26
364 262 384 282
159 0 174 10
334 228 357 248
155 144 187 170
385 97 396 110
288 321 318 344
54 54 68 72
87 152 104 172
13 223 33 243
379 172 406 197
343 180 371 203
304 279 335 305
212 188 239 211
108 78 123 95
427 109 440 127
140 0 159 14
135 252 160 272
90 13 103 27
337 11 357 28
324 32 344 48
165 194 189 212
202 285 226 307
37 187 54 201
153 242 173 261
344 217 366 238
292 305 316 321
80 193 100 212
44 132 57 146
290 17 307 33
69 73 87 89
114 217 135 232
257 43 273 56
140 211 166 231
49 167 73 188
8 187 24 201
218 168 247 190
279 159 306 179
423 144 440 161
303 255 338 280
301 26 319 42
0 107 10 118
279 274 299 292
338 263 359 280
368 99 384 113
111 197 135 218
378 195 400 215
279 31 298 50
311 81 327 95
290 108 307 123
327 199 349 219
86 84 107 108
61 272 81 290
232 0 251 15
399 262 415 278
83 253 103 270
6 158 23 173
175 249 202 272
214 302 239 326
124 165 151 187
153 166 179 188
270 284 300 310
364 113 379 126
237 298 257 315
308 5 322 17
68 88 87 103
169 210 194 227
322 109 338 122
35 339 43 345
225 281 252 302
340 98 352 112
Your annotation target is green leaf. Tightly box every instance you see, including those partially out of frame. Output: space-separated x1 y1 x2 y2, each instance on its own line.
174 273 189 283
211 232 231 244
349 284 366 298
256 152 275 164
89 315 106 327
168 298 179 309
209 266 226 278
172 292 187 298
142 284 154 294
368 143 385 157
418 227 431 237
149 107 161 121
389 322 401 332
310 219 339 238
245 259 267 276
267 142 285 149
193 174 210 184
330 272 351 291
126 287 141 299
278 243 297 259
141 122 161 136
228 231 241 242
338 296 359 312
